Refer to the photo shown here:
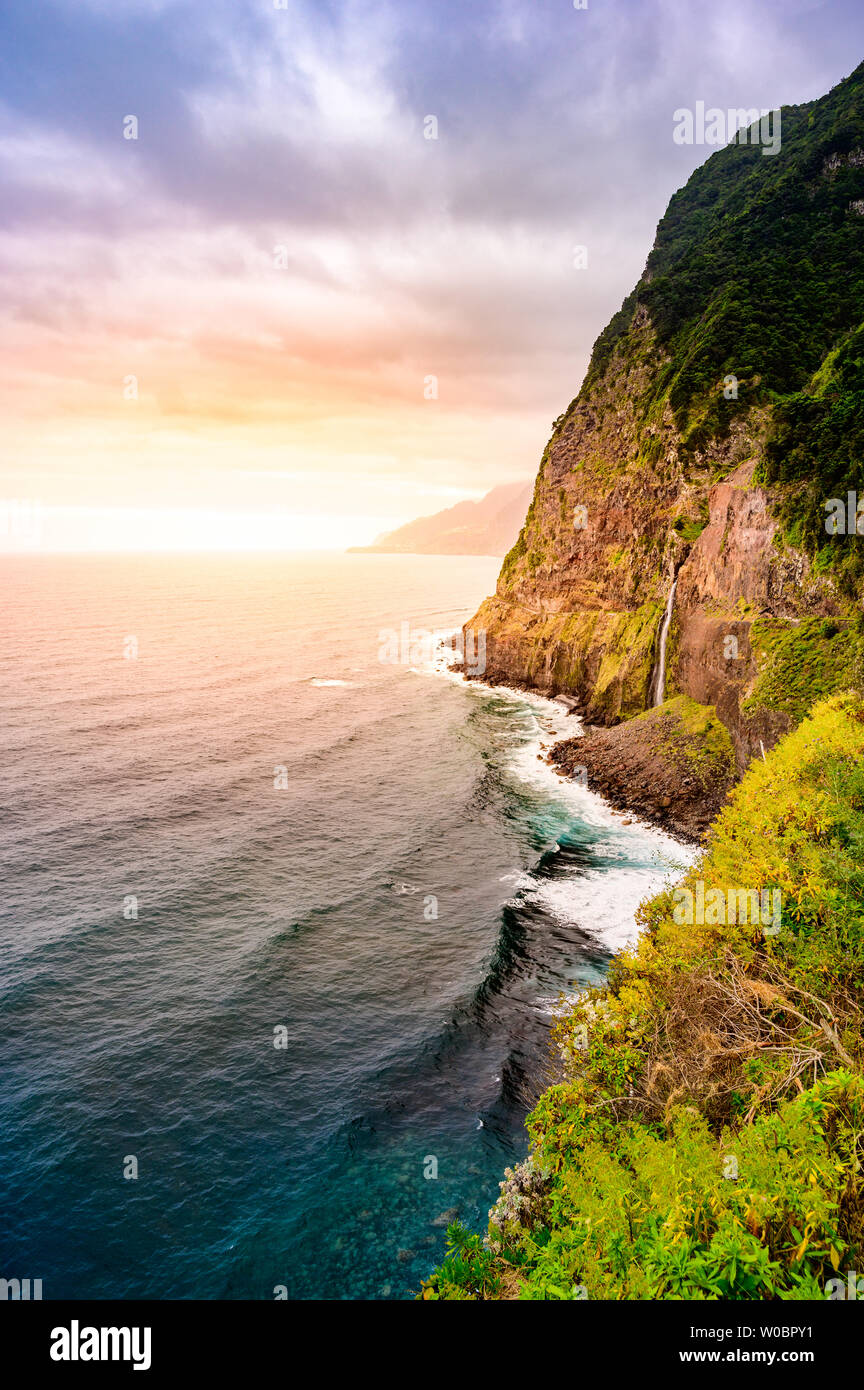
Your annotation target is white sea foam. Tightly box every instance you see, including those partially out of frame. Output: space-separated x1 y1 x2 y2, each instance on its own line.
390 881 420 896
525 867 677 953
435 659 698 958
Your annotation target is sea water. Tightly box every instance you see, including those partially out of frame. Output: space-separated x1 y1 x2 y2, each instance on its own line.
0 552 691 1299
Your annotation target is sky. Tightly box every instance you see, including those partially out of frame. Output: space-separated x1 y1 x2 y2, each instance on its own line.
1 0 863 551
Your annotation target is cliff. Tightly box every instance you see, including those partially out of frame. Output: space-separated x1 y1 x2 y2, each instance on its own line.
422 62 864 1305
467 61 864 781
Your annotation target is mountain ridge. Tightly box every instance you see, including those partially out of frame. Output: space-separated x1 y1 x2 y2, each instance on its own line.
464 57 864 784
425 60 864 1303
348 481 532 556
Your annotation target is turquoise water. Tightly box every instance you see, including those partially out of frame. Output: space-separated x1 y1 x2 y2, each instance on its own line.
0 552 688 1299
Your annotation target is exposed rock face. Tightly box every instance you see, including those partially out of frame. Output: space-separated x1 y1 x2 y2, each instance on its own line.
671 458 832 768
469 311 686 725
467 322 826 765
466 64 864 791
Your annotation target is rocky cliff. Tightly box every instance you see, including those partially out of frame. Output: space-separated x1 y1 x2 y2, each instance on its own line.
467 62 864 786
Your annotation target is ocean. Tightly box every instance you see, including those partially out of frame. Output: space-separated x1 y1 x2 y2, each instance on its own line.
0 552 690 1300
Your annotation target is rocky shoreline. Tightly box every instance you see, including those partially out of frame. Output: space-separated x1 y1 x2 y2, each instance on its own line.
545 708 734 843
467 669 737 843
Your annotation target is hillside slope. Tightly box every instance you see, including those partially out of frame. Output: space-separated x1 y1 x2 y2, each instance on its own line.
423 692 864 1300
467 61 864 774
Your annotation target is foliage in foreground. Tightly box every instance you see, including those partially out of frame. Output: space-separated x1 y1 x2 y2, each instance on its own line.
421 693 864 1300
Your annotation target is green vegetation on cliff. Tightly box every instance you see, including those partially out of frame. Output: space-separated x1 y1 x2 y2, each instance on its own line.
759 320 864 594
744 614 864 722
639 694 735 782
439 61 864 1308
584 62 864 461
422 693 864 1299
584 60 864 580
475 61 864 754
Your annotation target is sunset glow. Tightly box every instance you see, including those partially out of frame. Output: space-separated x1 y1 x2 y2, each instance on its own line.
0 0 857 550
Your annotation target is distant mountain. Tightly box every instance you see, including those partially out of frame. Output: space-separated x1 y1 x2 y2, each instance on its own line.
348 481 532 556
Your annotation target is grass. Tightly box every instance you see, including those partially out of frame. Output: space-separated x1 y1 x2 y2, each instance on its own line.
636 694 737 790
743 617 864 723
421 692 864 1301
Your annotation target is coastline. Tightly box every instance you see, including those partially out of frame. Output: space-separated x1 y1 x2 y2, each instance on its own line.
461 667 729 845
439 654 698 949
424 691 864 1301
544 707 735 845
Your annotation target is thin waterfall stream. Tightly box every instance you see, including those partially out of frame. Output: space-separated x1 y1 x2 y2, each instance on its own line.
651 576 678 707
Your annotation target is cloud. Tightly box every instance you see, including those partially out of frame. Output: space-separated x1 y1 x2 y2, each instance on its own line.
1 0 863 533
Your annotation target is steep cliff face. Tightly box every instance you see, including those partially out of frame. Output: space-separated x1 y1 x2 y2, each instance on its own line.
467 62 864 776
671 457 806 767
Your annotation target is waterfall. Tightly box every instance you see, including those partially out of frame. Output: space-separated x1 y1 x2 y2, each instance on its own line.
651 576 678 707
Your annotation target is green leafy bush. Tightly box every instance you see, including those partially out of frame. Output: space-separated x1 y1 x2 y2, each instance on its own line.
421 695 864 1301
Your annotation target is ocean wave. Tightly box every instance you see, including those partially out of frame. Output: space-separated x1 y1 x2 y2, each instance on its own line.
521 864 675 953
432 667 697 961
